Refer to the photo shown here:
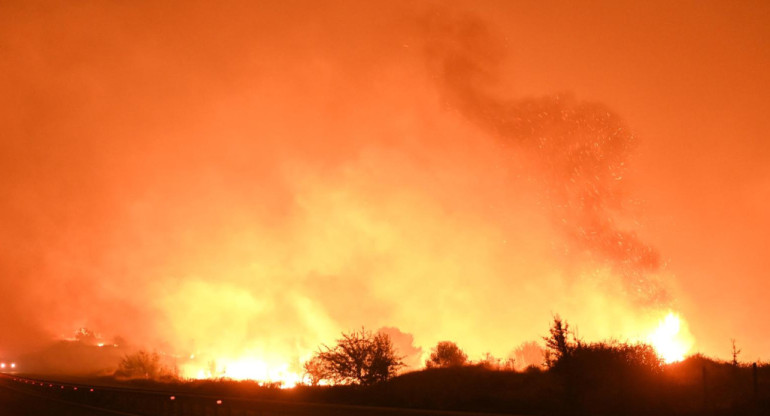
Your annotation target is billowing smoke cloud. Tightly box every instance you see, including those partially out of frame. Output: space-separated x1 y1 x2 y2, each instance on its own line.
0 1 700 377
379 327 423 370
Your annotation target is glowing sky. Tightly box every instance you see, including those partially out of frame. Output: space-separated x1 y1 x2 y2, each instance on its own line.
1 0 768 376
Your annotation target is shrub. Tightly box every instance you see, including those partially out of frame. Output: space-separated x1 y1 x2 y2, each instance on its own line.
307 327 404 386
426 341 468 369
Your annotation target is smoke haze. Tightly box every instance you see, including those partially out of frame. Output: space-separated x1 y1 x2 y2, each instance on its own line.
1 1 769 375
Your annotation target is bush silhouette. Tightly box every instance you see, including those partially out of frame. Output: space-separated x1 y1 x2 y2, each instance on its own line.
115 350 161 380
307 327 403 386
425 341 468 368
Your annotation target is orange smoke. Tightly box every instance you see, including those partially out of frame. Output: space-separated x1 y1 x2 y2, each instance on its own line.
1 1 769 381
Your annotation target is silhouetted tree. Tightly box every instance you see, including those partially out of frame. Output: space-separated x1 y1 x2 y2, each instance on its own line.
543 315 579 368
426 341 468 368
303 355 332 386
310 327 403 386
731 339 741 367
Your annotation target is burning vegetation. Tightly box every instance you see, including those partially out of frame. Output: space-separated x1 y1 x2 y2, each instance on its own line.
7 317 763 416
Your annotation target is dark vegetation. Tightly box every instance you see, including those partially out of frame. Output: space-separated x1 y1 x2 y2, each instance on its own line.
303 327 404 386
114 350 178 381
22 319 770 416
425 341 468 369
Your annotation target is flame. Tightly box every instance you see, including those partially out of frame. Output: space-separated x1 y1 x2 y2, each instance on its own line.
180 357 302 388
648 312 693 363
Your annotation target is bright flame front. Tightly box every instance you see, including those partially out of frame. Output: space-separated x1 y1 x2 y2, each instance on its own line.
648 312 692 363
180 357 302 388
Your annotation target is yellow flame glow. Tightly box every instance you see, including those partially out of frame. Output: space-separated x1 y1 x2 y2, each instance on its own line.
176 310 695 386
180 358 302 388
648 312 693 363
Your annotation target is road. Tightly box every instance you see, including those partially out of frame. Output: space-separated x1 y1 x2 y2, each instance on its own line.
0 377 138 416
0 374 524 416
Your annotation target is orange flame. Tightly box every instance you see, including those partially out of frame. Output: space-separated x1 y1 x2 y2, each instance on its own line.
179 356 302 388
648 312 693 363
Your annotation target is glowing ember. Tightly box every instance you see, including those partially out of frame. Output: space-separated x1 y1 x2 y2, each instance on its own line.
648 312 692 363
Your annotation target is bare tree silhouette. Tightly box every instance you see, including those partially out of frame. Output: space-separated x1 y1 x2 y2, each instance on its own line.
731 339 742 367
302 355 331 386
308 327 403 386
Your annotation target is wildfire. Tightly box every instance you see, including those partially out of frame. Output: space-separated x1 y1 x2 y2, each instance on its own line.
175 311 695 387
648 312 693 363
180 357 302 388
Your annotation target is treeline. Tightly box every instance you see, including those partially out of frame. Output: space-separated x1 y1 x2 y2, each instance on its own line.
300 316 660 387
113 317 769 415
292 316 770 415
301 328 530 387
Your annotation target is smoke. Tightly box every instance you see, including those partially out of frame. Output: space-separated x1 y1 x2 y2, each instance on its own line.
0 1 723 376
421 9 666 305
17 329 127 376
378 327 423 370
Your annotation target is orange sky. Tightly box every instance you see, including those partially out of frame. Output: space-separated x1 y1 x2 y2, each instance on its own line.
1 0 768 373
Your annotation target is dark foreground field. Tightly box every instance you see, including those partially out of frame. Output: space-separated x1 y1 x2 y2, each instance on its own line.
2 355 769 416
0 373 517 416
0 376 130 416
